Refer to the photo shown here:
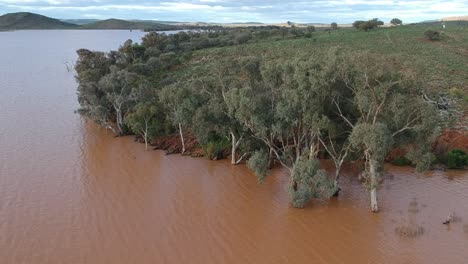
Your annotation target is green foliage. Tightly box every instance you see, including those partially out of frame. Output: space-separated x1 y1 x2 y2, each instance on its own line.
247 150 270 184
307 26 316 33
202 136 230 160
390 18 402 26
75 23 462 210
447 149 468 169
424 30 441 41
235 32 253 44
331 22 338 30
350 123 394 163
353 18 384 31
392 156 412 166
126 102 162 138
411 151 435 172
289 159 334 208
448 87 465 99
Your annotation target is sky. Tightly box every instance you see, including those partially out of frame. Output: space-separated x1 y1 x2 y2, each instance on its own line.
0 0 467 23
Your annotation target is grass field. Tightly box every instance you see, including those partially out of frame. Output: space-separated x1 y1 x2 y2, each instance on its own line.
183 22 467 108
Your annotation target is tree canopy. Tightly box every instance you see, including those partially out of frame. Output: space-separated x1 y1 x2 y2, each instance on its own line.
75 26 442 211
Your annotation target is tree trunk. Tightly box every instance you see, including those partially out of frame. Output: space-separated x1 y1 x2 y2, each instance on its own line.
144 126 149 151
268 147 274 169
332 161 343 197
116 109 124 136
144 133 148 151
231 132 237 165
369 159 379 212
178 123 185 154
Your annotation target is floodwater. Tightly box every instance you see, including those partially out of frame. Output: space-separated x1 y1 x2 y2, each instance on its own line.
0 30 467 264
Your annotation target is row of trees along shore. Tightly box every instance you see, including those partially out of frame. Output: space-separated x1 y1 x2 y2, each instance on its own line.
76 26 440 212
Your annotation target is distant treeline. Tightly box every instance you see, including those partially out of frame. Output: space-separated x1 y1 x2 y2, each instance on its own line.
76 26 442 212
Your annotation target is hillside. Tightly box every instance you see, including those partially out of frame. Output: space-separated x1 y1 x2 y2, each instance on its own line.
0 12 77 30
441 16 468 22
80 18 179 30
61 19 99 25
179 22 467 109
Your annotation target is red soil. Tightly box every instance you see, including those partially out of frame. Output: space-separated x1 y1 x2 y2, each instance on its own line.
149 132 204 157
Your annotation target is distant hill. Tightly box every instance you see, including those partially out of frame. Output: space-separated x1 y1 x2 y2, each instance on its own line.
440 16 468 22
0 12 77 30
80 18 180 30
61 19 100 25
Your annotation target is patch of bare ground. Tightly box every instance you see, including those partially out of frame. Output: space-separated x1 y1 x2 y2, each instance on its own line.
464 224 468 234
147 132 204 157
435 113 468 154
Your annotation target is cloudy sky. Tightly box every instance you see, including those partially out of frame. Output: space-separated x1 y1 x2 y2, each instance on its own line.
1 0 467 23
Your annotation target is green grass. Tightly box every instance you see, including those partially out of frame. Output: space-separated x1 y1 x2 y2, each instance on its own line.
180 23 468 107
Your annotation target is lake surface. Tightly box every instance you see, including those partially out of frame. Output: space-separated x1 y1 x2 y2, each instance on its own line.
0 30 467 264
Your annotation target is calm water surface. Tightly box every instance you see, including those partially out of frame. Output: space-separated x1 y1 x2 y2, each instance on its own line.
0 30 467 264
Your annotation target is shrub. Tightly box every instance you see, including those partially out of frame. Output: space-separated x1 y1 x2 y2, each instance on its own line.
202 138 229 160
235 32 252 44
424 30 441 41
353 18 384 31
449 87 464 99
289 159 334 208
353 20 365 29
447 149 468 169
390 18 402 26
247 150 270 184
307 26 316 33
331 22 338 30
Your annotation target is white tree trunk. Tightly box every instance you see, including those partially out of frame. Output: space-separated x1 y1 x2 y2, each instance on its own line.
144 122 149 151
369 159 379 212
116 109 124 135
333 171 341 196
333 160 343 195
178 123 185 154
144 131 148 151
231 132 237 165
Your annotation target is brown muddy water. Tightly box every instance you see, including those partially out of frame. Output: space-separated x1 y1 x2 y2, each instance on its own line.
1 30 468 264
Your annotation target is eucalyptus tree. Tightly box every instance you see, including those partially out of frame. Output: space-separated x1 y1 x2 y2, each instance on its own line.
226 57 335 207
75 49 116 132
116 39 146 67
98 66 141 135
159 82 202 154
295 48 352 194
390 18 403 26
337 53 439 212
331 22 338 30
126 102 160 150
191 57 256 165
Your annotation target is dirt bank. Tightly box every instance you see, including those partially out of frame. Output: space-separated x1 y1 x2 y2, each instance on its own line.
148 132 204 157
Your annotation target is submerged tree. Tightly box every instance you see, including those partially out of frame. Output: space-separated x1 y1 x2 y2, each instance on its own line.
227 56 335 207
337 53 439 212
